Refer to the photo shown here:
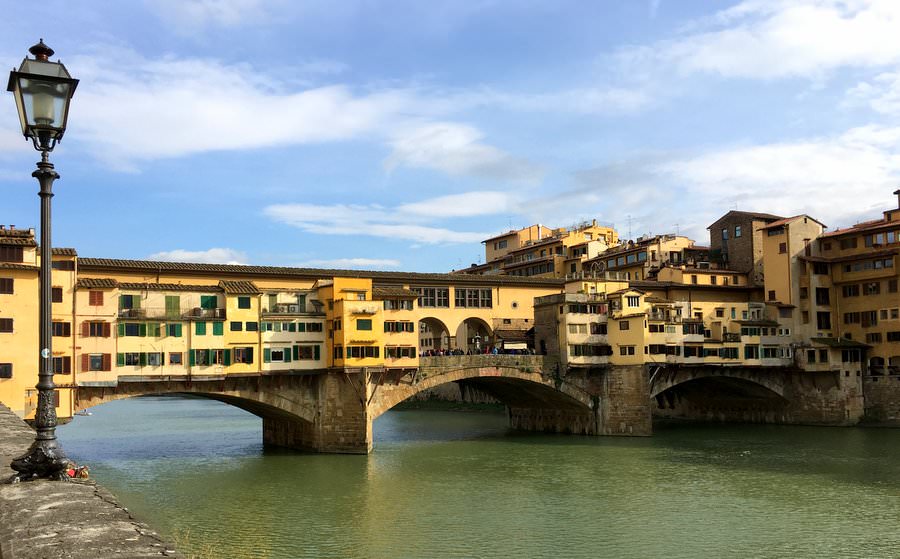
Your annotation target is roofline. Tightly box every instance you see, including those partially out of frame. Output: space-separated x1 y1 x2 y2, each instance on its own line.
78 257 565 288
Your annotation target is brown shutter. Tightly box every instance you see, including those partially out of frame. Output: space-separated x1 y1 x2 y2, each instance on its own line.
81 354 90 372
103 322 111 338
82 321 90 337
102 354 111 371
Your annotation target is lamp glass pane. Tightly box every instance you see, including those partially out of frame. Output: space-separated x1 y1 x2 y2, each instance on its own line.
18 77 70 128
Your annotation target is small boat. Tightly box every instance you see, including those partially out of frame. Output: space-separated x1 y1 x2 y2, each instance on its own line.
74 410 92 416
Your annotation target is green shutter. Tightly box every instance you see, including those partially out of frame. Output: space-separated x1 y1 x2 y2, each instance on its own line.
213 322 223 336
264 348 271 363
284 348 291 363
223 349 231 366
205 349 212 364
118 295 127 310
288 323 296 332
298 322 306 333
246 348 253 364
196 322 206 336
314 345 320 360
174 324 182 337
149 323 160 337
139 352 147 366
292 345 299 360
116 353 125 366
165 296 180 318
118 323 125 337
133 296 141 309
139 323 147 337
189 350 196 366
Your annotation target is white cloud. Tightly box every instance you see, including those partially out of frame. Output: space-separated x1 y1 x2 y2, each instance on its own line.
147 0 279 29
297 258 401 269
147 248 249 265
845 71 900 116
263 190 512 244
384 122 542 182
620 0 900 80
661 124 900 229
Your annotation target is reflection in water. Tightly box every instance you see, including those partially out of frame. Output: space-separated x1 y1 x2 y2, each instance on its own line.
59 397 900 559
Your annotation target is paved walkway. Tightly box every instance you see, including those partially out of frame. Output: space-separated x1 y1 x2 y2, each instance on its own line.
0 404 179 559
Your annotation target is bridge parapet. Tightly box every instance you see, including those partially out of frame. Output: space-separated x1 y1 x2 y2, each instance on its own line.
418 354 548 377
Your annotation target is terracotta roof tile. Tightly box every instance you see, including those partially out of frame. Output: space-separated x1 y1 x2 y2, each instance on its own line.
52 248 77 256
77 258 564 287
218 280 260 294
372 286 418 299
75 278 118 289
119 282 224 293
0 237 37 247
0 262 38 271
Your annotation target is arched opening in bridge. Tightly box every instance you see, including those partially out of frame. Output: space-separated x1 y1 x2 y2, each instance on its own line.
889 356 900 375
455 317 492 354
419 317 451 353
652 376 788 423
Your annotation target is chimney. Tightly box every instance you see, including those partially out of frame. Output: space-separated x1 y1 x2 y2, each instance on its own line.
895 189 900 209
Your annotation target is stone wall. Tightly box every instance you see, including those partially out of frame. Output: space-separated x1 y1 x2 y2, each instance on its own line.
862 375 900 423
0 403 179 558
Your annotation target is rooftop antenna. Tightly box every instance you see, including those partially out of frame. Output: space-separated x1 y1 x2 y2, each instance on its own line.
674 223 680 235
626 214 633 240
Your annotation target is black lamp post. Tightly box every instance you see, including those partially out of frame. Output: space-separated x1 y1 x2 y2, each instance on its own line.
7 40 78 482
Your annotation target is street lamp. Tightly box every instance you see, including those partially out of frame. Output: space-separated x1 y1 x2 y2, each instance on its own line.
7 40 78 482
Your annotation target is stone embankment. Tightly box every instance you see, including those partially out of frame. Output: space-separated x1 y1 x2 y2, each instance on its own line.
0 404 179 558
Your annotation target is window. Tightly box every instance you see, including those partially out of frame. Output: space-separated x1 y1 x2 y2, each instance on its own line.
889 279 898 293
779 308 793 319
383 299 413 310
384 321 415 333
866 333 883 344
0 363 11 378
0 318 12 333
496 239 508 250
169 352 183 365
722 228 728 240
346 346 380 358
52 356 71 374
815 288 830 305
711 276 717 285
147 353 163 367
88 290 103 305
356 292 367 301
863 282 881 296
195 322 207 335
230 321 243 331
200 295 217 310
619 346 636 356
715 308 725 318
0 278 12 294
385 346 416 359
799 287 808 299
839 237 857 250
87 354 110 371
744 345 760 359
412 287 450 308
121 352 141 366
246 322 258 332
816 312 832 330
119 294 139 309
842 285 860 297
51 287 63 303
165 323 183 337
619 320 630 331
734 225 742 238
357 319 373 331
768 290 776 301
237 296 251 309
165 295 181 317
51 322 71 337
454 288 493 308
626 296 640 308
778 242 787 254
591 323 608 335
0 246 24 262
86 321 110 337
233 347 253 364
691 275 698 284
813 262 828 275
213 322 223 336
568 324 587 334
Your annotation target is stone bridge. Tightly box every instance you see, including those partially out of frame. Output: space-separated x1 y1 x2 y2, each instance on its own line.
72 358 862 454
74 356 653 454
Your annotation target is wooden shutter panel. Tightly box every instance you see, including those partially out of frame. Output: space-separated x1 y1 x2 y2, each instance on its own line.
263 348 271 363
223 349 231 366
292 345 299 360
139 353 147 366
102 354 111 371
206 349 213 364
314 345 320 361
284 348 291 363
81 354 90 371
116 353 124 367
118 323 125 337
139 323 147 337
82 321 90 337
175 324 182 337
247 347 253 364
213 322 223 336
103 322 111 338
189 350 196 366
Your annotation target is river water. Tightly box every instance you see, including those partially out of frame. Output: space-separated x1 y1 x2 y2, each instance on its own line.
58 396 900 559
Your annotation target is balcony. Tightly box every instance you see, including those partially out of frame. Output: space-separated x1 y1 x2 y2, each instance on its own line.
723 333 741 343
262 303 304 315
118 307 225 320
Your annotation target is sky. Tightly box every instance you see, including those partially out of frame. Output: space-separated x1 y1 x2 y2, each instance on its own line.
2 0 900 273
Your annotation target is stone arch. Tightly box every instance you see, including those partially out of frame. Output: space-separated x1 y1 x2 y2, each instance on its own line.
369 363 594 422
419 317 451 353
74 375 318 425
650 368 787 401
889 356 900 375
455 317 493 353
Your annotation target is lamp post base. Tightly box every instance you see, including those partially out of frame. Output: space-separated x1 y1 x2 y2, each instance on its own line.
7 440 69 483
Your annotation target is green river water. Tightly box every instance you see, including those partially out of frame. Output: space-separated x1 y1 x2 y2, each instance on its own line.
57 396 900 559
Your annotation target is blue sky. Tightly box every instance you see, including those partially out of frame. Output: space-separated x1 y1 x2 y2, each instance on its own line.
2 0 899 272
